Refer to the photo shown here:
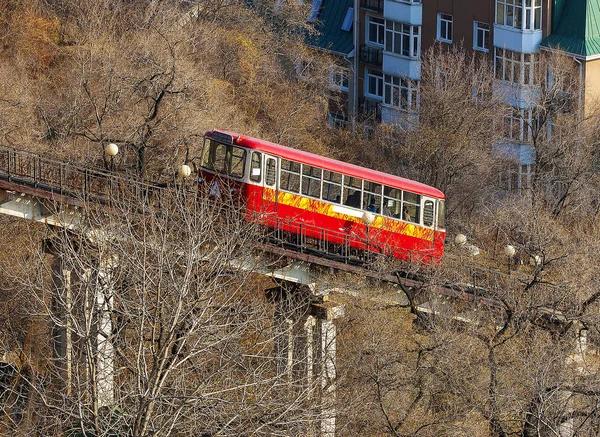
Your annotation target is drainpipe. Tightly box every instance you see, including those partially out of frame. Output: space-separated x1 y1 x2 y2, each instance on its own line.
573 57 583 120
352 0 359 132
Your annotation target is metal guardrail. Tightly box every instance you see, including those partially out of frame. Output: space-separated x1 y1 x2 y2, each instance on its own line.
0 146 166 205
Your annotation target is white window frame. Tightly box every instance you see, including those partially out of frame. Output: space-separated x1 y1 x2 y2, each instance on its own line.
496 0 542 31
473 21 490 52
329 66 349 92
437 13 453 43
494 48 538 85
328 112 348 129
367 15 385 46
385 21 420 58
383 74 418 112
502 108 533 143
366 69 384 100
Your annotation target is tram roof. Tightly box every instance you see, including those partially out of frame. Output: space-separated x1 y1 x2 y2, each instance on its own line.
206 129 445 199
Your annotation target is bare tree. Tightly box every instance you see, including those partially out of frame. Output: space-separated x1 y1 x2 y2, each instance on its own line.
0 185 326 437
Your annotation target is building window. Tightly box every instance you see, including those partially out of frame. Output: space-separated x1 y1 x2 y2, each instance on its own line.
495 48 538 85
385 21 420 58
502 108 534 143
295 60 312 81
328 112 348 129
367 16 385 46
366 69 384 99
383 74 418 111
437 13 453 43
329 66 349 91
496 0 542 31
473 21 490 52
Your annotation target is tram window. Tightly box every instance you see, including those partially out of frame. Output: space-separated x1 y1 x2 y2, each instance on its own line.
280 158 300 193
266 158 276 185
343 176 362 208
229 146 247 178
323 170 342 203
302 164 322 198
200 140 247 179
437 200 446 229
402 191 421 224
363 181 382 213
383 186 402 218
250 152 261 182
211 142 228 173
423 200 435 227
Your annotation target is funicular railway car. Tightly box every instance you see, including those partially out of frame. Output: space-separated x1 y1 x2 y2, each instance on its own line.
199 129 446 263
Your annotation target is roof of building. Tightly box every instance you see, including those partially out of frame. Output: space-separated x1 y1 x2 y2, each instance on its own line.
305 0 354 56
541 0 600 57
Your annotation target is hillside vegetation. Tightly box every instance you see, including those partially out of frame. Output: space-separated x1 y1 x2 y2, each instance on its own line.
1 1 600 437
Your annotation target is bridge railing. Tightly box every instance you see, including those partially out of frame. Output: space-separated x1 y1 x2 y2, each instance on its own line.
0 146 168 205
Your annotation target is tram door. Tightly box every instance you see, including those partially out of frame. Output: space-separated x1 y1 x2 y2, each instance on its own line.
422 196 436 248
262 155 278 214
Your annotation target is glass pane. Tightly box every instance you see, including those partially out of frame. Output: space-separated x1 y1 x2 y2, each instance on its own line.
323 170 342 183
423 200 435 227
344 188 361 208
229 146 246 178
534 7 541 29
250 152 261 182
213 143 227 173
302 176 321 198
437 200 445 228
323 181 341 203
266 158 276 185
364 194 381 212
497 3 505 25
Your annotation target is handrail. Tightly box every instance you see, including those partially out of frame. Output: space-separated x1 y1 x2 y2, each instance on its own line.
0 145 167 203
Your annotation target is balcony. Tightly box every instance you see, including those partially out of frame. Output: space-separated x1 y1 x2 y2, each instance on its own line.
383 0 422 25
359 97 382 122
493 25 542 54
361 0 383 13
360 45 383 66
382 53 420 81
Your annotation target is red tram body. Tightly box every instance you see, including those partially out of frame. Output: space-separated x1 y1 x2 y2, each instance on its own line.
199 129 446 263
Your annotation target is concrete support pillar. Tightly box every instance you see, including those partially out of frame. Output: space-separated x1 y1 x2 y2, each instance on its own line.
50 247 115 409
270 282 344 437
50 256 73 396
319 319 336 437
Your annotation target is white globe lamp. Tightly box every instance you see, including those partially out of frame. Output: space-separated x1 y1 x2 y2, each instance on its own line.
105 143 119 156
178 164 192 178
362 211 375 226
454 233 467 246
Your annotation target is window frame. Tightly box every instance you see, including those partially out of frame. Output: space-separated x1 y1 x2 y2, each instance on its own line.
383 74 419 112
384 20 420 58
437 13 453 43
473 21 490 52
496 0 542 31
329 66 350 92
494 48 538 85
366 69 384 100
366 15 385 46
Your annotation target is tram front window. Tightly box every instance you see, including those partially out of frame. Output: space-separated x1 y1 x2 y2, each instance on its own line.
201 140 247 179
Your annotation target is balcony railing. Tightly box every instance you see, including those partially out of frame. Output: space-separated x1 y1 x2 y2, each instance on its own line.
360 45 383 66
359 97 382 122
360 0 383 13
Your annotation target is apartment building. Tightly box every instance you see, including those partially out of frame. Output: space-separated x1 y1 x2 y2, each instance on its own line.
311 0 600 191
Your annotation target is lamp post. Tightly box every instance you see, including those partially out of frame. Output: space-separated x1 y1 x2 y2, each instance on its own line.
504 244 516 274
362 211 375 258
105 143 119 172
